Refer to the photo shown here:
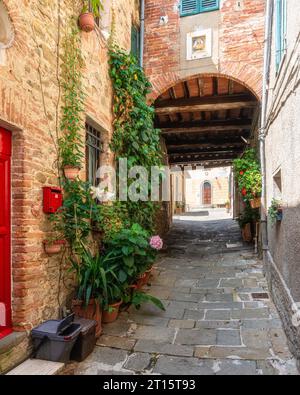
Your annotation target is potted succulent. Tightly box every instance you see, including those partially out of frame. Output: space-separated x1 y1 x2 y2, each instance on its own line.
268 199 283 225
43 238 66 255
79 0 103 32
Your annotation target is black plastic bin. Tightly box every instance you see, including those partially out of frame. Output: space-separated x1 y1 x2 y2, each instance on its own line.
70 317 97 362
31 314 81 363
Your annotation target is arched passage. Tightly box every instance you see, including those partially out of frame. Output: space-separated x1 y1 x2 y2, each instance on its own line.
154 74 260 168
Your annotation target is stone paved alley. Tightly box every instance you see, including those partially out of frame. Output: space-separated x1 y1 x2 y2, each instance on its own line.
63 212 298 375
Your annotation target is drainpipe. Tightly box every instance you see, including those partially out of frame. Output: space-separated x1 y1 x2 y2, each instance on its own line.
139 0 145 68
260 0 273 259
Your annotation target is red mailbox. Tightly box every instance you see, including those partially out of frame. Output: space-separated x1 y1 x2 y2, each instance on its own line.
43 186 63 214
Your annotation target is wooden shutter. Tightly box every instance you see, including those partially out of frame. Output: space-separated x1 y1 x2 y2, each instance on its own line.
200 0 219 12
180 0 219 16
180 0 199 16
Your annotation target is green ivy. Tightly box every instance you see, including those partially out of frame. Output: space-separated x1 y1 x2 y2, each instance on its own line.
109 46 163 232
233 149 262 202
59 23 85 169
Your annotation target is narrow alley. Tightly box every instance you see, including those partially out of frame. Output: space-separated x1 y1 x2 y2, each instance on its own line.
63 211 298 375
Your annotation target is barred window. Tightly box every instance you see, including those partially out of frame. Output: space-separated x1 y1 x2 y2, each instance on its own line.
86 123 102 186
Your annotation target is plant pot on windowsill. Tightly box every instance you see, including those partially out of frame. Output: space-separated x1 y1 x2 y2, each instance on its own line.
78 12 95 32
250 197 261 209
64 165 80 181
276 207 283 222
102 300 122 324
43 239 66 255
72 299 102 338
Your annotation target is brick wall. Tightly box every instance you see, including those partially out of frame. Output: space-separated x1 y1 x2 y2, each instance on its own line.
144 0 265 99
0 0 138 340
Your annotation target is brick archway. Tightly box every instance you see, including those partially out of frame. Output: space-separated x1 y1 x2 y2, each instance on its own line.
148 72 262 103
154 74 260 168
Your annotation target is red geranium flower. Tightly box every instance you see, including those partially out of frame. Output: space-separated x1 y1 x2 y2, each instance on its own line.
240 171 244 176
242 188 247 196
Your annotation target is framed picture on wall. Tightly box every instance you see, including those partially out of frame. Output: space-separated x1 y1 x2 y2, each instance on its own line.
186 29 212 60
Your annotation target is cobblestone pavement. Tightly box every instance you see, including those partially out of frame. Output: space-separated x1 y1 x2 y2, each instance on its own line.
63 213 299 375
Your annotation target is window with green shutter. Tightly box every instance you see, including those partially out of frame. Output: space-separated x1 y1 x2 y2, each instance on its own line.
275 0 287 71
180 0 219 17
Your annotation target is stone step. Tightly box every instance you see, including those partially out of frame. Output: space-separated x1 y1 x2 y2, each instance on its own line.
6 359 65 375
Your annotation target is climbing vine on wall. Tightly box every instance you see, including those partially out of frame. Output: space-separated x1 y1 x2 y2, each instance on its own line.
59 23 85 169
109 46 163 232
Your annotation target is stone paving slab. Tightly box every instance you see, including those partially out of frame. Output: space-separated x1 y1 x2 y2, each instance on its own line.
63 217 298 376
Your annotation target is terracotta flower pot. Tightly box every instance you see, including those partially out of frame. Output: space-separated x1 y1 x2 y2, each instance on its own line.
78 12 95 33
242 223 252 242
102 301 122 324
250 197 261 209
43 240 65 255
64 166 80 181
72 299 102 338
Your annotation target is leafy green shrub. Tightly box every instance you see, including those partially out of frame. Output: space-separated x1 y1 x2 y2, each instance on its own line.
104 223 156 286
233 149 262 202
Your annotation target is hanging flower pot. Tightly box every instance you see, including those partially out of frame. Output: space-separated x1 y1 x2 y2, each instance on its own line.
250 197 261 209
102 300 122 324
64 165 80 181
43 239 66 255
78 12 95 33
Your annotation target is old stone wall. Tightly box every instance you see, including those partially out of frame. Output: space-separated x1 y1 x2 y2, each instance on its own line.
0 0 138 372
144 0 265 100
264 0 300 363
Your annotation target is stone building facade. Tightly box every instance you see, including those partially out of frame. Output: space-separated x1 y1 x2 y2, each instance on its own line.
144 0 265 101
0 0 139 373
264 0 300 365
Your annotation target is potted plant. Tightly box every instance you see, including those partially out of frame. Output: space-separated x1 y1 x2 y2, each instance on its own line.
238 204 259 243
79 0 103 32
64 165 81 181
268 199 283 225
70 245 120 337
43 238 66 255
102 299 123 324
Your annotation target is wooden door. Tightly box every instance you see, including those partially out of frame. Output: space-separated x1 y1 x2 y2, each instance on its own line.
0 128 12 339
203 182 212 206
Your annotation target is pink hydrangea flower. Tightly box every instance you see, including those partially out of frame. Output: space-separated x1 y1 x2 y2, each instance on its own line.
150 235 163 251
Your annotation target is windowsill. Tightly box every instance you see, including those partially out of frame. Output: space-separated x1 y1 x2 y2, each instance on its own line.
180 9 220 17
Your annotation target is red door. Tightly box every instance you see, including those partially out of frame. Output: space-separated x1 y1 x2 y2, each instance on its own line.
203 182 212 206
0 128 12 339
